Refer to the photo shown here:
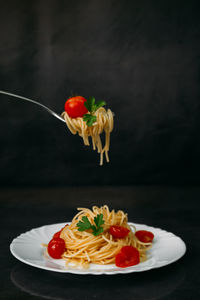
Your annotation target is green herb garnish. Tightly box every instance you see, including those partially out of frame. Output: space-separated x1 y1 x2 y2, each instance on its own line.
77 213 104 236
83 114 97 127
83 97 106 127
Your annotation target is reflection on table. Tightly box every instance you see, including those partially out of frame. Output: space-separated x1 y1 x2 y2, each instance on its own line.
11 262 185 300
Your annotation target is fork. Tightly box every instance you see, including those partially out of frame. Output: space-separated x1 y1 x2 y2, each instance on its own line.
0 90 65 123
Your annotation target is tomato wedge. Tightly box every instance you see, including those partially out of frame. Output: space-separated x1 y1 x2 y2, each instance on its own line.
135 230 154 243
115 246 140 268
109 225 130 238
47 238 65 259
64 96 88 118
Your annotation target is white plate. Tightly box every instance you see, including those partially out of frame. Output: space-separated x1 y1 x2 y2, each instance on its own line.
10 222 186 275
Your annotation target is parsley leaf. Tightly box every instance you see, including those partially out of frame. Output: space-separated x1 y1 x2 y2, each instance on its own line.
84 97 96 112
94 213 104 228
92 226 104 236
77 216 91 231
77 213 104 236
83 114 97 127
95 100 106 111
83 97 106 126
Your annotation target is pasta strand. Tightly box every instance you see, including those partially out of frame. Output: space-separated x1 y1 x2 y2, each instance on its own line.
60 206 152 268
61 108 114 165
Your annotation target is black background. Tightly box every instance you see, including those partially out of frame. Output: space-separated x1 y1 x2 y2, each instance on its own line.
1 0 200 186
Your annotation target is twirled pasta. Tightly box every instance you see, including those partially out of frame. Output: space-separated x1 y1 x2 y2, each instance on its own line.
61 107 114 165
60 206 152 268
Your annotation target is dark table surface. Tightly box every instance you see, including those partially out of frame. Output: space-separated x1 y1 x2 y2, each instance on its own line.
1 186 200 300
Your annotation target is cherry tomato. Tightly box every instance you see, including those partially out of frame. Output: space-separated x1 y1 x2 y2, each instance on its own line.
47 238 65 259
109 225 130 238
53 224 68 239
64 96 88 118
135 230 154 243
115 246 140 268
53 230 61 239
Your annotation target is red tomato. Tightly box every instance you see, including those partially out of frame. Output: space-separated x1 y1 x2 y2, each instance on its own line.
135 230 154 243
115 246 140 268
47 238 65 259
53 224 68 239
64 96 88 118
109 225 130 238
53 230 61 239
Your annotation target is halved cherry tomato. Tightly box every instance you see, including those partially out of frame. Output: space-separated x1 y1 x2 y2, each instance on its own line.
47 238 65 259
109 225 130 238
53 224 69 239
64 96 88 118
115 246 140 268
53 230 61 239
135 230 154 243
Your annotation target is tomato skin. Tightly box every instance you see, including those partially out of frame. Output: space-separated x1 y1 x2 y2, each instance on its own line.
47 238 65 259
115 252 127 268
135 230 154 243
115 246 140 268
53 230 61 239
109 225 130 238
53 224 68 239
64 96 88 118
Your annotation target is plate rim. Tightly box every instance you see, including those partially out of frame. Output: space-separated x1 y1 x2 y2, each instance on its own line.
10 222 186 275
